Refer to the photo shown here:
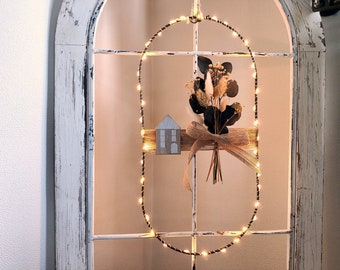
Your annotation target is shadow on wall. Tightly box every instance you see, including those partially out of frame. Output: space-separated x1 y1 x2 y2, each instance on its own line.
321 10 340 270
45 0 63 268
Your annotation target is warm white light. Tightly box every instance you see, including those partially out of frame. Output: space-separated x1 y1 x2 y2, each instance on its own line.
183 249 190 253
142 54 147 61
211 16 218 21
138 197 143 204
137 71 140 76
251 63 255 69
253 215 258 221
242 226 248 232
145 41 151 47
142 143 153 151
255 201 260 208
137 84 141 91
140 176 145 184
140 159 144 165
258 184 262 190
140 129 145 137
179 16 187 21
256 162 260 168
253 149 258 155
232 31 238 37
139 117 143 123
252 72 257 78
169 19 177 25
141 100 146 106
157 31 162 37
233 238 240 244
257 172 262 178
163 243 167 247
223 21 228 25
255 88 260 94
254 119 259 127
257 135 260 141
244 39 249 46
221 248 227 253
201 251 208 256
145 214 150 222
150 229 155 236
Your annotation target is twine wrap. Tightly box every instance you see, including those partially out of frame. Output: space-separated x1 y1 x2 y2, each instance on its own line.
183 121 260 191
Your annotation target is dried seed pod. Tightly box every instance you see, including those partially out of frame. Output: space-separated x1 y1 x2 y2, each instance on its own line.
226 80 239 97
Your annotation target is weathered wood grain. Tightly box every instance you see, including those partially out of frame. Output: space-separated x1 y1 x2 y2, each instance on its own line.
55 44 88 270
293 51 325 270
55 0 104 269
280 0 325 52
279 1 326 269
56 0 104 46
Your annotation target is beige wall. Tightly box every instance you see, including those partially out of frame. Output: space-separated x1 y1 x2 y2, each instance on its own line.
0 1 61 269
94 1 292 269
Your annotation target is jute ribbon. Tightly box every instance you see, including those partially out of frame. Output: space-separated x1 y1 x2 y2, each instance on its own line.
183 121 261 191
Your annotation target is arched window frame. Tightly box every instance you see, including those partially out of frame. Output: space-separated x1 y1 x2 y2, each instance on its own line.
55 0 325 269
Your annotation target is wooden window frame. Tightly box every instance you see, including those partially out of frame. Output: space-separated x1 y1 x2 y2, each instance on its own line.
55 0 325 269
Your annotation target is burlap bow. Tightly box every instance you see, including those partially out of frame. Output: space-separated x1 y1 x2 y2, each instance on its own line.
183 121 261 191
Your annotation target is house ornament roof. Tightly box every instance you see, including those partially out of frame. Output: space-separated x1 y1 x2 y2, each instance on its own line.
156 115 180 130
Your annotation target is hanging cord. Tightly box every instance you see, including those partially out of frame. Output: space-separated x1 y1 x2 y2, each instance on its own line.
190 0 203 23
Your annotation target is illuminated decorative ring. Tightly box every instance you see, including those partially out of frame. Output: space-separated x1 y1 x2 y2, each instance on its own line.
137 15 261 256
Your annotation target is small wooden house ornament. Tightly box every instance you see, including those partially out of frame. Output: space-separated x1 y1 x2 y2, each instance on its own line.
156 115 181 155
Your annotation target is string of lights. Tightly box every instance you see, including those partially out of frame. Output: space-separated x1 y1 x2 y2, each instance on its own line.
137 14 261 256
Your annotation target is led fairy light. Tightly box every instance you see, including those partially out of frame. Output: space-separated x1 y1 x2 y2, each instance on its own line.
137 14 261 256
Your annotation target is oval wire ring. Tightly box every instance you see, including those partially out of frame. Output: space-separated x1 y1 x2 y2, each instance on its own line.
138 15 260 256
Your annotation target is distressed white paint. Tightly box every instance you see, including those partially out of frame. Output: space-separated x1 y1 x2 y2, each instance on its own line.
55 0 102 46
94 49 294 57
92 229 292 240
55 1 104 269
55 45 88 269
278 1 326 269
280 0 326 51
293 51 325 270
55 0 325 269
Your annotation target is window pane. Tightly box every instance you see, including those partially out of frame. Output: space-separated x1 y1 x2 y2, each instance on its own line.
94 0 292 269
